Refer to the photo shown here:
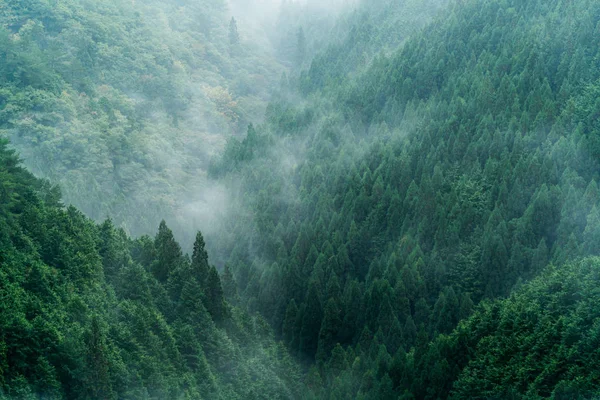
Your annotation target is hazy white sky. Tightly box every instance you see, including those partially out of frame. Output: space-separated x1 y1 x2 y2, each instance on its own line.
229 0 357 14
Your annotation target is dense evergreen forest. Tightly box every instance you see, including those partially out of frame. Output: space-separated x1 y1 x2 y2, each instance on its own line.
2 0 600 398
0 139 304 398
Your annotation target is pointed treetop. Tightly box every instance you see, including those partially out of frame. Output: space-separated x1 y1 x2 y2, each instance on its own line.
192 230 210 283
229 17 240 46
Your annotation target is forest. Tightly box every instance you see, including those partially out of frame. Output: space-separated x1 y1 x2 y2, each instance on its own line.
1 0 600 398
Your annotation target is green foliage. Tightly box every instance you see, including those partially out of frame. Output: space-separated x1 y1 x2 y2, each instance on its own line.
0 0 284 240
4 0 600 397
0 143 305 399
207 0 600 397
445 258 600 399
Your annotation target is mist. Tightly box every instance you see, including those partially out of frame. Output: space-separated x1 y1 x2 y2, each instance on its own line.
4 0 600 398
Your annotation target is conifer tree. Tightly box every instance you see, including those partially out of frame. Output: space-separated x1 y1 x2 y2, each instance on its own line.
317 298 342 363
283 299 299 347
299 282 323 358
205 266 227 322
584 206 600 254
229 17 240 46
84 316 114 400
221 264 239 303
191 231 210 287
153 220 182 283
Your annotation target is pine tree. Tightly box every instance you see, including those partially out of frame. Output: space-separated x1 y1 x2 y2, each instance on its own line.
327 344 349 377
317 298 342 363
178 277 206 322
299 282 323 358
98 219 121 280
221 264 239 304
283 299 299 347
229 17 240 47
458 292 474 320
84 316 114 400
205 266 227 322
403 316 417 350
583 206 600 255
340 280 362 344
153 221 182 283
191 231 210 287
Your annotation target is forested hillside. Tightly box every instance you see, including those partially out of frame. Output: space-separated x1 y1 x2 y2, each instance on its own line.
0 0 285 239
0 138 303 399
2 0 600 398
208 0 600 397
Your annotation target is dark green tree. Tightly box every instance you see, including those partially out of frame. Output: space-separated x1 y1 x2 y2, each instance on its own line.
299 281 323 358
316 298 342 363
191 231 210 287
84 316 114 400
152 220 182 284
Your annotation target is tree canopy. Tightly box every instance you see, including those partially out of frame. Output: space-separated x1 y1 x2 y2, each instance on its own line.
2 0 600 398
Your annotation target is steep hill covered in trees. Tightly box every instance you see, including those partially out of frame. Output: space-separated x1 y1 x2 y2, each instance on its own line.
2 0 600 398
429 257 600 399
0 138 303 399
0 0 284 239
209 0 600 397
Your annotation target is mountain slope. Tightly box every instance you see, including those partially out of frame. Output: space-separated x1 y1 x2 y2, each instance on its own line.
0 138 302 399
0 0 283 239
207 0 600 397
433 257 600 399
2 0 600 398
